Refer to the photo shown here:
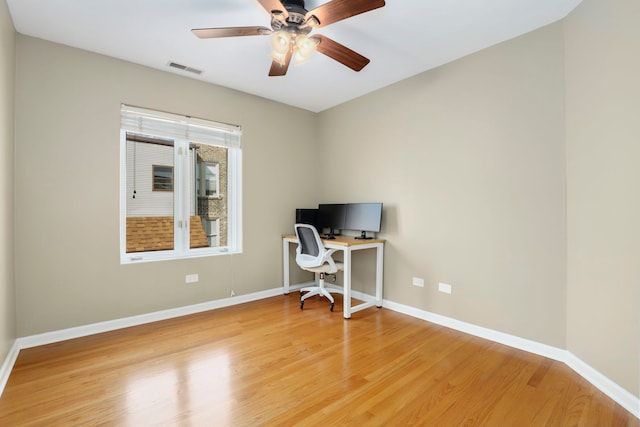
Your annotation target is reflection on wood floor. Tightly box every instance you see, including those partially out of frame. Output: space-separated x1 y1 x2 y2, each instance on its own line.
0 293 637 426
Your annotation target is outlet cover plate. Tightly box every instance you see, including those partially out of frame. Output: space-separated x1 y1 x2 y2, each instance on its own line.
438 282 452 294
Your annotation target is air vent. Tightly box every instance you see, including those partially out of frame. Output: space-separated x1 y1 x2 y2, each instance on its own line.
168 61 203 75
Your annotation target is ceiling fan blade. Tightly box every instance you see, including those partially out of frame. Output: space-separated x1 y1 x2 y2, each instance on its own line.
192 26 271 39
306 0 385 28
256 0 288 18
311 35 370 72
268 49 293 77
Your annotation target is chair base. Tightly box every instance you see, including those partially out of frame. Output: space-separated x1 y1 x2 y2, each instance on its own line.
300 273 343 311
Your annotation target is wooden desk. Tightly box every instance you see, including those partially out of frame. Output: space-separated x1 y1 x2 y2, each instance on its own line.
282 234 385 319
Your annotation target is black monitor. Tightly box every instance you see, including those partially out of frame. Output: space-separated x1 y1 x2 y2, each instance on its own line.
295 208 318 226
344 203 383 239
317 204 346 239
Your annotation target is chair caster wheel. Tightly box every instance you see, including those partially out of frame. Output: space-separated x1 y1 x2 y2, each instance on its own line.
330 302 334 312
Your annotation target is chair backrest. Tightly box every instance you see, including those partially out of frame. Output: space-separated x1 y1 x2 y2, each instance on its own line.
294 223 325 269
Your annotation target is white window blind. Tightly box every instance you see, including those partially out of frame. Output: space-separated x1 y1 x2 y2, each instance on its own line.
121 104 242 148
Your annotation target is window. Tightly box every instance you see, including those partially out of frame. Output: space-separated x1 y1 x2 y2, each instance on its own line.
152 165 173 191
197 162 219 198
120 105 242 263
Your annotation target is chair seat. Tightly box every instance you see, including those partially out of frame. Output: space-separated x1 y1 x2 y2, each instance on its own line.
303 262 344 274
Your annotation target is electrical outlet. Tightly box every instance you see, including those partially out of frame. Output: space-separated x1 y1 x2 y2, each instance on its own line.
438 282 452 294
412 277 425 288
185 274 199 284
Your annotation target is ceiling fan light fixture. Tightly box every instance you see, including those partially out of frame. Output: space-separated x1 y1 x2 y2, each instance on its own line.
270 30 291 54
293 34 318 64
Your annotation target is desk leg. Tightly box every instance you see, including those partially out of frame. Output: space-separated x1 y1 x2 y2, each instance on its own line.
343 248 352 319
283 239 290 294
376 243 384 307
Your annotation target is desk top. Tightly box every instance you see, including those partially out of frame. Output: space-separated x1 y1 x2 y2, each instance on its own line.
283 234 385 247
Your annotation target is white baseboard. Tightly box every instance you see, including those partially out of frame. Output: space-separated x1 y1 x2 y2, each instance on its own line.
0 340 20 397
382 299 568 361
17 287 285 350
383 298 640 419
565 352 640 418
1 286 638 419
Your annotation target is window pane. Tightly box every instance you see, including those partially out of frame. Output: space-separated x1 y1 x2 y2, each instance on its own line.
192 144 228 249
126 134 175 253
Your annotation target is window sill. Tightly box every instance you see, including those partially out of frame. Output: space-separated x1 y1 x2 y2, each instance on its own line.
121 247 241 264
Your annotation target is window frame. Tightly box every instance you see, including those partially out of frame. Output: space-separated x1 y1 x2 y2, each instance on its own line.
120 105 243 264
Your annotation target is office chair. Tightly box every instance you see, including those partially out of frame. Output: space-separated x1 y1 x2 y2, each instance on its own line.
294 223 344 311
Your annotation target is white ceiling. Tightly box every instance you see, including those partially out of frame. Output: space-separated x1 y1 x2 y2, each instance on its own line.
7 0 582 112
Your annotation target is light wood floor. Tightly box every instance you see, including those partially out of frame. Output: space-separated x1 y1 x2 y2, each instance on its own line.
0 293 636 426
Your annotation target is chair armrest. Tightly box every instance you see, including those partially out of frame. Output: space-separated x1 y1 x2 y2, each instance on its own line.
322 249 340 274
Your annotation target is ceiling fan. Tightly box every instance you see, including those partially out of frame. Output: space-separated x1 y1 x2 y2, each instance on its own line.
192 0 386 77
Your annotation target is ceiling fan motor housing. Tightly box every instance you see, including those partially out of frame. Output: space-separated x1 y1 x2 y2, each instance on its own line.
271 0 315 35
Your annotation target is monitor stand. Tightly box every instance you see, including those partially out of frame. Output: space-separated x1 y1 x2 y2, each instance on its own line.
355 231 373 240
325 228 337 240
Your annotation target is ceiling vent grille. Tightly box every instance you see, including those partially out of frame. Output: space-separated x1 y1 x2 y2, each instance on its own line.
168 61 203 75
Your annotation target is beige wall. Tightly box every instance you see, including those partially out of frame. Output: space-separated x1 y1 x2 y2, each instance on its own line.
14 35 318 336
0 0 16 360
564 0 640 397
318 23 568 348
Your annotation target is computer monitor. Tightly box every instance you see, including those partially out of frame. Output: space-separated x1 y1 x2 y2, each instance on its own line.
344 203 383 239
295 208 318 227
317 204 346 239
